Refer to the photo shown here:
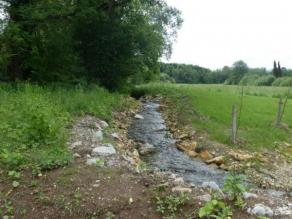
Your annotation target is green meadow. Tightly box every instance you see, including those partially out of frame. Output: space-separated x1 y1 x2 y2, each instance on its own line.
138 83 292 151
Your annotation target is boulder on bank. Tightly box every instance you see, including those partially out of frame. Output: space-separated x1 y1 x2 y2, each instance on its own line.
205 156 224 166
92 144 116 156
248 204 273 217
138 143 156 155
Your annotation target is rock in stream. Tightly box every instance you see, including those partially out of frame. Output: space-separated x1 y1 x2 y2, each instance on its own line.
128 100 227 186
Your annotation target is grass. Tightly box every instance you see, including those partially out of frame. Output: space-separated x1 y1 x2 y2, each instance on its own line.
0 83 131 172
137 83 292 151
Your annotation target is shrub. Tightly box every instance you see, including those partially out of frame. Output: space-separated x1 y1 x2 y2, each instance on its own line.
0 83 128 171
0 86 70 170
254 75 275 86
156 193 189 218
272 77 292 87
239 74 260 86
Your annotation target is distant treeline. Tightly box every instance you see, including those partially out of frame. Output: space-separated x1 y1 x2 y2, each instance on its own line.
160 61 292 87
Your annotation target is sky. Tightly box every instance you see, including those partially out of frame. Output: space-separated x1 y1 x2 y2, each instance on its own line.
164 0 292 70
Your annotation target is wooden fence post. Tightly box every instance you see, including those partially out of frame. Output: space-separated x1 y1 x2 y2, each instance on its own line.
231 105 237 144
275 97 283 127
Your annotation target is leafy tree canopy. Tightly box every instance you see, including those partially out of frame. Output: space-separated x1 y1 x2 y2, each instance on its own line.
0 0 182 90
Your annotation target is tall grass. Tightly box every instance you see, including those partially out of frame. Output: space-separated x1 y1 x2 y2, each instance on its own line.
0 83 129 171
138 83 292 151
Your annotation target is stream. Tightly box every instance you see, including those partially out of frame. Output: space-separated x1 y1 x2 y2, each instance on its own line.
128 100 227 186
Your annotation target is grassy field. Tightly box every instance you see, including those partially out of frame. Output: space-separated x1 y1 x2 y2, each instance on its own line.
0 83 131 172
138 83 292 151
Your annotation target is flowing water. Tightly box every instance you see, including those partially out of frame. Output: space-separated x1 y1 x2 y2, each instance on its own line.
128 100 227 186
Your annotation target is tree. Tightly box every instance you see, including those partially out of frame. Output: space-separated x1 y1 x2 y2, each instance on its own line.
278 61 282 78
0 0 79 82
226 60 249 84
273 60 283 78
0 0 183 90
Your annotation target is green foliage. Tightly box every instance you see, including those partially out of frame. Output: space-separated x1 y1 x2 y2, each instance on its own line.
223 173 248 209
0 83 127 172
272 77 292 87
199 199 232 219
254 75 275 86
160 73 175 83
225 60 249 85
95 159 105 168
0 0 182 90
0 193 14 218
273 61 282 78
199 173 248 218
156 193 189 218
8 170 21 179
240 75 275 86
160 63 219 84
239 74 260 86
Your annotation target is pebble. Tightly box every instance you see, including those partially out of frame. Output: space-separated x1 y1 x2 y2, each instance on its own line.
110 133 120 140
100 120 109 128
73 153 81 158
195 194 212 202
135 114 144 120
70 141 82 149
138 143 156 155
171 186 192 193
243 192 258 200
275 205 292 216
86 158 101 166
92 130 103 142
173 177 184 186
92 144 116 156
202 181 220 190
248 204 274 217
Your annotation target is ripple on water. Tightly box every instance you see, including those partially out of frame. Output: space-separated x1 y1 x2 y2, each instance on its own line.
128 100 227 187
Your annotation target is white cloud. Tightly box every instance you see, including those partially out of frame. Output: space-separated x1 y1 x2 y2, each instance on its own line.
164 0 292 70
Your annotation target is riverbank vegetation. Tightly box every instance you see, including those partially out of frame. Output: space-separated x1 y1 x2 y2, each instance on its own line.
0 83 130 172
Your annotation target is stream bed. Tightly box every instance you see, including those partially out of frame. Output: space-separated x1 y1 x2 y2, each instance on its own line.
128 100 227 186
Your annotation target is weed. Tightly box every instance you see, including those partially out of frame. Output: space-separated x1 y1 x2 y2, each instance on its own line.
199 199 232 219
106 211 115 219
199 173 248 218
73 189 82 205
156 193 189 218
95 159 105 167
0 83 130 174
7 170 21 179
0 193 14 217
55 195 72 213
38 193 54 206
223 173 248 209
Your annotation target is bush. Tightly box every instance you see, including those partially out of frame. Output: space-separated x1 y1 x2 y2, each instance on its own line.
272 77 292 87
0 83 127 171
239 75 275 86
239 74 260 86
254 75 275 86
0 85 70 170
